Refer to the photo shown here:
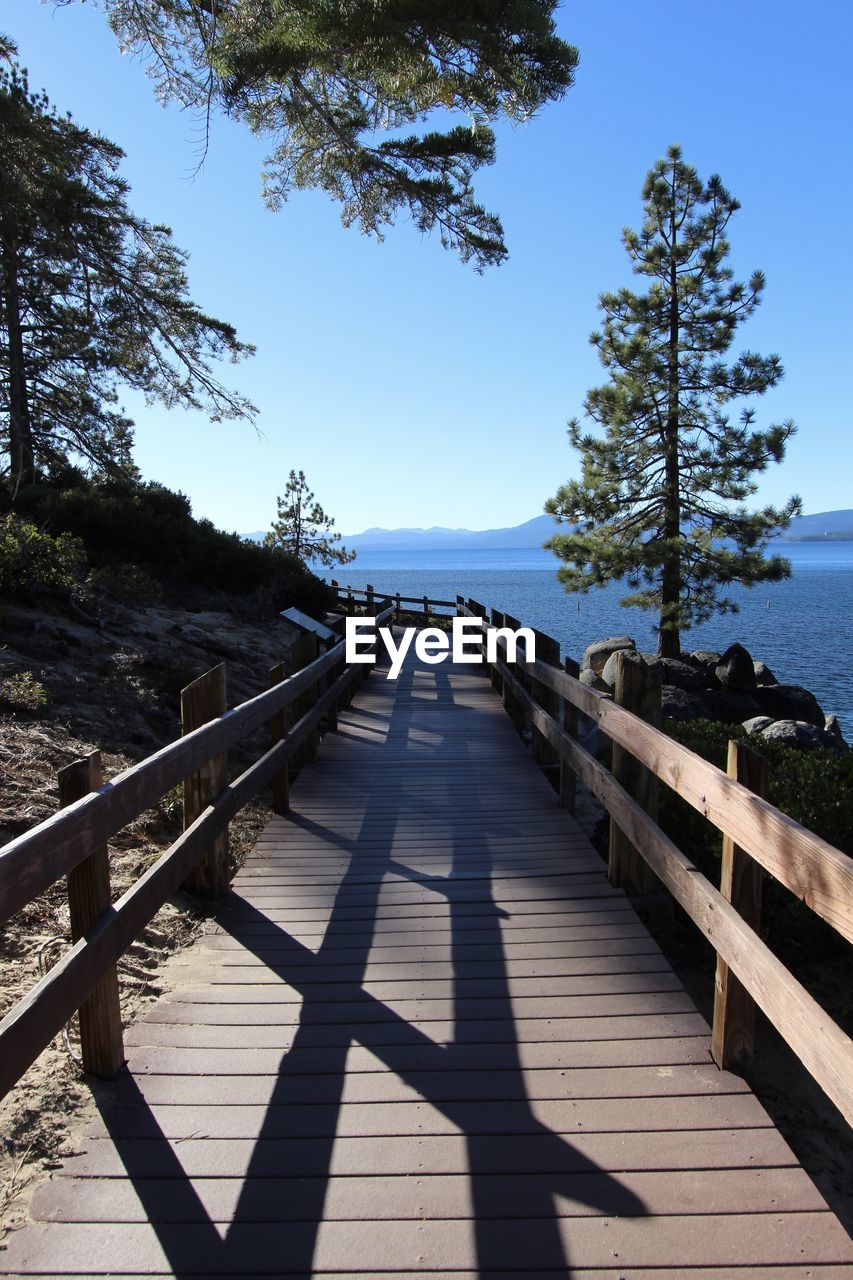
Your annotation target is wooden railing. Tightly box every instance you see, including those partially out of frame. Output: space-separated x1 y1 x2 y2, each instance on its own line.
2 585 851 1130
450 597 853 1126
0 600 394 1101
331 581 457 621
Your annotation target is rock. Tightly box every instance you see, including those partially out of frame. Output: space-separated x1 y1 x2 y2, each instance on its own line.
661 685 711 722
743 715 774 734
690 649 723 670
581 636 635 676
639 656 710 693
579 668 610 694
715 643 756 691
601 648 652 687
753 660 777 686
755 683 825 728
703 687 763 723
825 715 848 747
180 625 208 645
760 719 843 753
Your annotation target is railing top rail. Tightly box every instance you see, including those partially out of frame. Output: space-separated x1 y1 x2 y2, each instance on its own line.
334 587 458 609
463 605 853 945
0 607 392 925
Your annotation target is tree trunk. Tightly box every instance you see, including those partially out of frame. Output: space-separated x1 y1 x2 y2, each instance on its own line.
659 177 681 658
1 232 35 489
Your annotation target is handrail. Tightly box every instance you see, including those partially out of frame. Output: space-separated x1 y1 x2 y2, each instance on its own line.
0 638 346 923
0 603 393 1099
333 586 458 610
1 588 850 1128
524 653 853 944
456 599 853 1123
495 653 853 1124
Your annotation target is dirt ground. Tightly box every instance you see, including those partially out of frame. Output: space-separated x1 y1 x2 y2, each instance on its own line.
0 596 299 1242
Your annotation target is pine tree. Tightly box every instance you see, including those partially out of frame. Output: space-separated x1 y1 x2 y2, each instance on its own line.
266 470 355 568
0 59 255 490
82 0 578 269
546 145 801 658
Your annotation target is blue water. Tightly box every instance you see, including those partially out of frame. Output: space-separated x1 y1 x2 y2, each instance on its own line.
324 543 853 736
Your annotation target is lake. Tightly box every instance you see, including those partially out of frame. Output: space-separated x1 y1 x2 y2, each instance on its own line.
324 542 853 737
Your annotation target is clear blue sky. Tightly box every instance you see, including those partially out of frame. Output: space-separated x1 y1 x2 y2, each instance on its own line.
6 1 853 534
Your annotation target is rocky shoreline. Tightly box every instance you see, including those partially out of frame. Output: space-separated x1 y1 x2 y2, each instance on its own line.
579 637 848 752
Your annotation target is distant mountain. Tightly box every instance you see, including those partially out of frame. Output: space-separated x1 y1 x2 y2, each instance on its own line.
338 514 560 551
777 510 853 541
242 514 560 550
243 509 853 550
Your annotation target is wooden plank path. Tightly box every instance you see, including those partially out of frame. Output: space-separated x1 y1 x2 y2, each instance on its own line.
4 651 851 1277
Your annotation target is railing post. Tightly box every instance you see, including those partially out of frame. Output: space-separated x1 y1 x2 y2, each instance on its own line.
560 657 580 814
423 594 430 620
60 752 124 1078
502 612 526 733
466 599 487 676
267 662 289 814
531 628 560 771
395 592 402 623
181 663 230 896
711 740 768 1071
608 651 661 896
490 608 505 693
326 642 340 733
302 634 321 762
456 594 465 618
366 582 375 610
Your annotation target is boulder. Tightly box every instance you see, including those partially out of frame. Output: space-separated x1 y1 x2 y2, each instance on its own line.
689 649 723 670
660 685 711 722
579 668 610 695
581 636 635 676
703 687 763 723
715 643 756 691
602 647 658 688
743 715 775 735
753 660 777 686
824 715 848 748
639 656 710 693
755 683 825 728
760 719 843 753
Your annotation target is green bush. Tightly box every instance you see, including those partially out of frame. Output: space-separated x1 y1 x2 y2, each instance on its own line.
0 670 48 713
6 479 335 613
0 514 85 600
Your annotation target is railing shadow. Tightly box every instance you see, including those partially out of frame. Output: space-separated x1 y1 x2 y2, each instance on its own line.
95 655 646 1276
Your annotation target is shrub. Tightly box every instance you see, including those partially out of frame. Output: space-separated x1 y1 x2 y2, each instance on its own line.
6 479 335 612
0 514 85 601
0 670 48 713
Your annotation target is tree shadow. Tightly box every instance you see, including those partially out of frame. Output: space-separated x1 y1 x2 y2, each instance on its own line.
94 656 646 1276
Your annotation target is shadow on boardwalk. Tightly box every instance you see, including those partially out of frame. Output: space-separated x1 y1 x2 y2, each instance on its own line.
95 662 646 1277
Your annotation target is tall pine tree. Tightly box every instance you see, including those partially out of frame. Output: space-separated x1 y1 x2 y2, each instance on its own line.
0 58 255 490
546 145 800 657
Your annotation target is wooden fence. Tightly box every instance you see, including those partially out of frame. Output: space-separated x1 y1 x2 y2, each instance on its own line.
2 583 851 1131
442 595 853 1126
0 600 394 1100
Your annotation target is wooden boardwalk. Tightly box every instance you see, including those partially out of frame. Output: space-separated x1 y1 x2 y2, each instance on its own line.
4 651 851 1277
